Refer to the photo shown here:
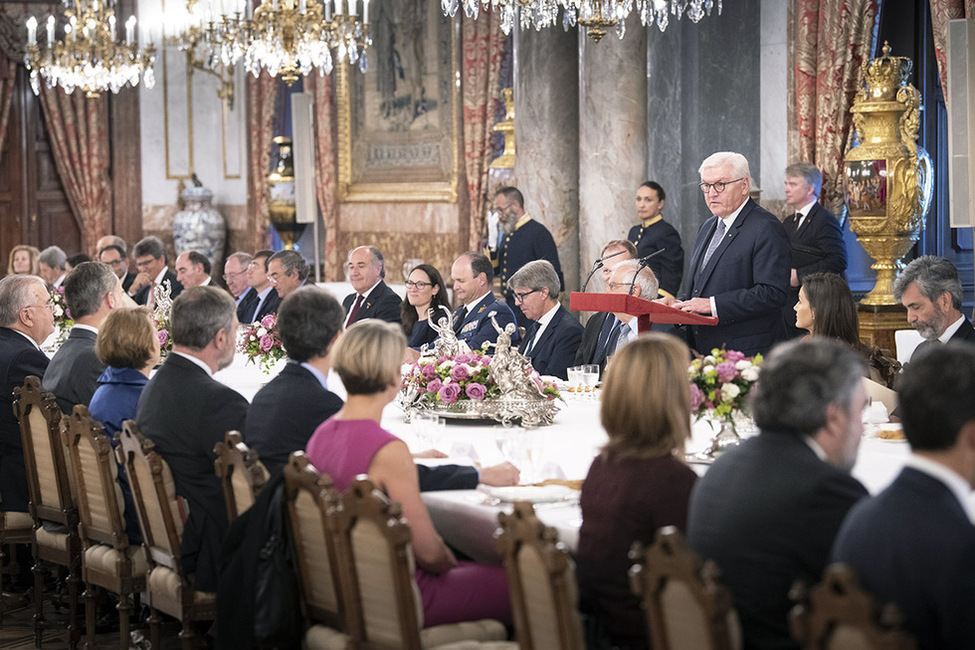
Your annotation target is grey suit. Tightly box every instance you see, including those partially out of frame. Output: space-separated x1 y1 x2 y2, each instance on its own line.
42 327 105 414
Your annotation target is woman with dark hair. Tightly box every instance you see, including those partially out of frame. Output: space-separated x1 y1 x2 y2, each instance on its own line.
626 181 684 297
795 272 900 387
401 263 451 349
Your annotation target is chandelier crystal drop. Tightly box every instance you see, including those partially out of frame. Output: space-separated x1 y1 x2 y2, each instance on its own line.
443 0 722 42
24 0 156 98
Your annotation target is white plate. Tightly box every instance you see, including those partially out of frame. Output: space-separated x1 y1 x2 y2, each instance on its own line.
479 485 578 504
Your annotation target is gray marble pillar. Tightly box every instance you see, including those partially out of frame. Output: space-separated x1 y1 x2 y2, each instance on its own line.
512 25 580 291
578 13 648 285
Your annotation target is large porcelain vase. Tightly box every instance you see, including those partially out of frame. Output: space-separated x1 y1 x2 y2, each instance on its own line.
173 186 227 266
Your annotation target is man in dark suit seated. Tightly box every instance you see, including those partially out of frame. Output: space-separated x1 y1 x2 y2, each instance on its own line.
894 255 975 363
342 245 402 327
0 274 54 514
509 260 583 380
43 262 125 413
447 251 519 352
688 339 869 649
575 240 637 371
97 243 137 293
236 250 281 324
671 151 791 356
267 249 309 302
136 287 249 592
832 344 975 649
782 163 847 337
246 286 519 487
127 236 183 306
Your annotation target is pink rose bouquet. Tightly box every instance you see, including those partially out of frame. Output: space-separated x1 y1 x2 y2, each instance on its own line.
689 348 762 422
238 313 286 373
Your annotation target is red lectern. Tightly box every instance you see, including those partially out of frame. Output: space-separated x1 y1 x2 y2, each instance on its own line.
569 292 719 334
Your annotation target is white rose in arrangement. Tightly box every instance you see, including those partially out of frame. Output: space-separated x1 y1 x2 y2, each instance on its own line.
703 365 715 376
704 355 717 365
440 359 456 368
735 359 752 370
721 383 741 400
741 367 759 382
257 327 267 337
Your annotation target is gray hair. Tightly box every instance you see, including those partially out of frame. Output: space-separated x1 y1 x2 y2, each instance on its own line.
0 275 46 327
268 250 310 283
893 255 963 310
100 235 128 253
699 152 751 181
170 286 236 349
278 286 345 363
38 245 67 271
133 236 166 262
750 339 865 438
227 251 253 268
785 162 823 197
350 245 386 280
457 251 495 284
610 260 659 299
508 260 561 300
63 262 117 319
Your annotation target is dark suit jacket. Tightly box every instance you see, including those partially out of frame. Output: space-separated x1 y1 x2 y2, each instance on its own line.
680 198 791 356
133 269 183 305
0 328 49 512
496 219 564 328
688 433 868 649
627 217 685 297
782 203 847 336
121 271 137 293
518 305 584 380
42 327 105 413
832 467 975 650
574 312 612 369
342 281 403 325
909 317 975 363
135 353 249 591
453 293 520 352
237 286 282 325
245 362 478 489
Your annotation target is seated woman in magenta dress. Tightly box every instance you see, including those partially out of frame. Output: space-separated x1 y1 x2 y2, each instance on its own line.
88 307 161 545
576 334 698 650
305 320 511 628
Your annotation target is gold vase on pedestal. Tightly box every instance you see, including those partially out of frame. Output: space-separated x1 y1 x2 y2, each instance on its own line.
267 136 306 250
845 42 934 307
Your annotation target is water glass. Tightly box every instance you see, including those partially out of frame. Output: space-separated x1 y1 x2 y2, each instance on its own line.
581 364 600 398
566 366 584 394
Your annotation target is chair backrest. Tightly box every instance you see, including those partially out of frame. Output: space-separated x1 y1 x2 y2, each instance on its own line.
789 564 917 650
629 526 741 650
13 376 74 524
335 476 425 650
214 430 269 522
282 452 348 632
495 501 584 650
117 420 184 571
63 405 129 551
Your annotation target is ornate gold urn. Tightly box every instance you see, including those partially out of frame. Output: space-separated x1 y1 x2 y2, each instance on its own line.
845 42 933 306
266 136 306 250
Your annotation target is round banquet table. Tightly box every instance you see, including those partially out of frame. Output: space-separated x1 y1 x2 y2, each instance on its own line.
215 356 918 565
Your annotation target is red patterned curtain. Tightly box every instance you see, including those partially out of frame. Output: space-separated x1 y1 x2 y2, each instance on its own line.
308 74 341 280
929 0 975 101
247 72 277 251
37 86 112 252
795 0 881 216
461 7 505 250
0 55 14 156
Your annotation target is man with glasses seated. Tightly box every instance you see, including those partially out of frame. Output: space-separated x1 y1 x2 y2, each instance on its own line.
222 251 253 303
0 274 54 515
575 240 636 372
127 236 184 306
98 243 137 293
236 250 280 324
267 249 309 302
342 245 402 327
669 151 790 356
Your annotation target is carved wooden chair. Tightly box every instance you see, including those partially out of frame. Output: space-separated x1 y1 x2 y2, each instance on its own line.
63 405 147 650
117 420 215 650
495 500 585 650
0 508 34 625
282 452 349 650
335 475 512 649
790 564 917 650
13 375 82 647
629 525 741 650
213 430 269 523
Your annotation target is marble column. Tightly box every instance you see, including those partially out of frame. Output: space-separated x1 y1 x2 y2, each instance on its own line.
512 25 580 291
578 13 648 285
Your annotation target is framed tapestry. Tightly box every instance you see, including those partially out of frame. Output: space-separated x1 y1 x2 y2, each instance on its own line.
337 1 460 203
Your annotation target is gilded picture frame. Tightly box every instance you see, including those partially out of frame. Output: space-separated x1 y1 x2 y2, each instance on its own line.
337 4 460 203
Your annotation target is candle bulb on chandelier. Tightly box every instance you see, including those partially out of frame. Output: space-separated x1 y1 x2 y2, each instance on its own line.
272 0 278 11
26 16 37 45
324 0 332 20
363 0 369 24
109 14 116 41
349 0 357 16
68 16 76 41
335 0 343 15
299 0 306 14
125 15 135 45
46 16 55 46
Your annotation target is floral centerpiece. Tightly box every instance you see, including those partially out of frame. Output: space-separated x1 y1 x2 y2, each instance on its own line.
238 313 287 374
49 286 73 348
688 348 762 460
399 309 561 427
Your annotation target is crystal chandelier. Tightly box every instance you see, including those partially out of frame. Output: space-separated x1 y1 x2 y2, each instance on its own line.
201 0 372 86
24 0 156 98
164 0 237 108
443 0 722 42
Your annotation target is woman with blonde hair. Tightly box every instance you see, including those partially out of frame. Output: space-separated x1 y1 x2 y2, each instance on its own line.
577 333 698 649
7 244 40 276
305 320 511 627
